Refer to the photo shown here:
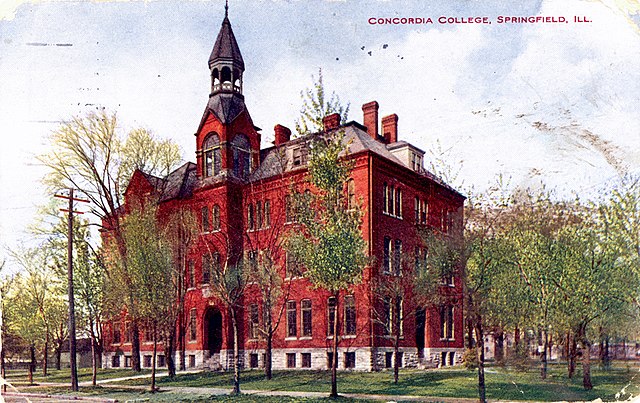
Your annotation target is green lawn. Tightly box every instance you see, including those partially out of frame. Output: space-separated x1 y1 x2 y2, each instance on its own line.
4 367 151 384
118 364 640 402
6 362 640 402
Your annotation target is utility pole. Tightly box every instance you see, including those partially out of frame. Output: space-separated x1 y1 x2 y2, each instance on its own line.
55 188 89 391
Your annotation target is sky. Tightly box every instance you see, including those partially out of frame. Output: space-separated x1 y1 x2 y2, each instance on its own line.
0 0 639 274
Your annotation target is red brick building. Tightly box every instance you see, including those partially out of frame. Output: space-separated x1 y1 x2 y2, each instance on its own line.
103 9 465 371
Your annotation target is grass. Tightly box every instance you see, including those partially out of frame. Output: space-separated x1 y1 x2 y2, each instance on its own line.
5 361 640 401
4 367 151 384
118 363 640 401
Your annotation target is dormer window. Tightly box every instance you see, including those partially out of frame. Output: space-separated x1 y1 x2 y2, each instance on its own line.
203 133 221 178
292 146 309 167
411 152 422 172
232 134 251 179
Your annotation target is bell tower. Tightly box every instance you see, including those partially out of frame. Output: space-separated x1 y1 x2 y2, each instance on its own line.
208 2 244 97
195 2 260 182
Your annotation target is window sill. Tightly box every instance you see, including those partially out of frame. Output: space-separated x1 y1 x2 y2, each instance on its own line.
343 335 356 339
440 338 456 342
187 340 197 344
285 337 298 341
299 336 312 340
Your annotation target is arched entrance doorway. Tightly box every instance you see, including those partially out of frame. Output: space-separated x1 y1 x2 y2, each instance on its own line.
203 307 223 357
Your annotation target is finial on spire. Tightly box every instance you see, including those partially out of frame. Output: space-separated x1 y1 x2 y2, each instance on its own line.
225 0 228 18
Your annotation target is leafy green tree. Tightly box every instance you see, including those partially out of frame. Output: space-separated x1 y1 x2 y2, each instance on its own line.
295 68 349 136
286 132 368 398
39 111 182 372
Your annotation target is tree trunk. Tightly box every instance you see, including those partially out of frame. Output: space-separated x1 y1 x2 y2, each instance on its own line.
131 321 141 371
540 329 548 380
330 292 340 398
91 336 97 386
474 317 486 403
1 342 6 393
164 330 176 378
178 313 186 371
29 344 36 384
265 329 273 380
514 324 520 355
55 344 62 370
494 327 504 364
579 325 593 390
151 330 157 393
568 331 577 379
230 308 241 395
42 339 49 376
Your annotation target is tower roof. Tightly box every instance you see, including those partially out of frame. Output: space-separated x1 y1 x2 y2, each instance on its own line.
209 12 244 70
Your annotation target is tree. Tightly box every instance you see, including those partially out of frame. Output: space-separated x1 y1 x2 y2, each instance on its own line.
111 200 175 392
286 132 368 398
295 68 349 136
40 111 182 372
201 229 249 395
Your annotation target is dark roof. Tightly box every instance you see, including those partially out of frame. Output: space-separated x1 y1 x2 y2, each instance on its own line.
207 92 246 125
141 162 198 202
209 16 244 70
249 122 463 198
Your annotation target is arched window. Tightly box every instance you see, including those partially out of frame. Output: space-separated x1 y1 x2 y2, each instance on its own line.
231 134 251 179
203 133 221 178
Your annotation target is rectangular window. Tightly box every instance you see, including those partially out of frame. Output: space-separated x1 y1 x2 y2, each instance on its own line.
250 304 259 339
256 201 263 229
344 352 356 369
395 188 402 217
212 205 220 231
382 183 388 214
142 323 152 342
202 254 211 284
125 356 132 368
421 200 428 224
143 355 152 367
383 236 391 274
158 355 166 367
327 352 335 369
383 297 392 335
189 309 197 341
388 185 394 215
202 206 210 232
248 250 258 273
385 352 393 368
344 295 356 335
301 353 312 368
347 179 355 210
189 355 196 368
113 322 121 344
250 354 259 368
286 253 299 278
112 355 120 368
188 260 195 289
285 195 294 223
264 200 271 227
286 353 296 368
286 300 297 337
301 299 312 337
124 321 131 343
248 204 255 231
415 196 420 223
393 239 402 275
327 297 337 336
440 305 455 340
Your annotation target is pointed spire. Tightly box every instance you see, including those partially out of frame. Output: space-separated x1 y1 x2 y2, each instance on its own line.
209 2 244 71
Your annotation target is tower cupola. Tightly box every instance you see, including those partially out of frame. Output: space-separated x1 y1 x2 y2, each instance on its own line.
209 3 244 96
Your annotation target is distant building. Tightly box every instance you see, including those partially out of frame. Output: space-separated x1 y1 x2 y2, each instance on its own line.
102 6 465 371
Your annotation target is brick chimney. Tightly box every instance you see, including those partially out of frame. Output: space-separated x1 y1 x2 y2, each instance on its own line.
323 113 341 131
274 124 291 146
362 101 379 139
382 114 399 143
